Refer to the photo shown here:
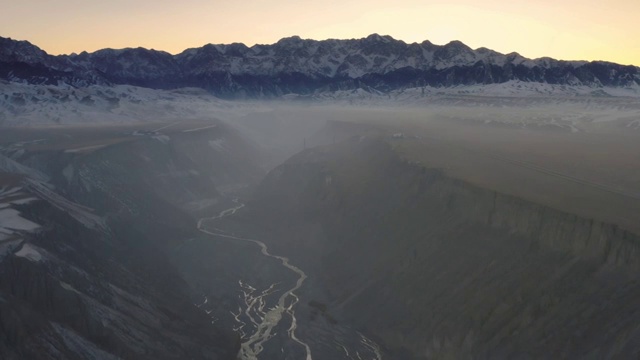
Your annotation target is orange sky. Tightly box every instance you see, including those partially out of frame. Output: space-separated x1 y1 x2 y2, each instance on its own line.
1 0 638 65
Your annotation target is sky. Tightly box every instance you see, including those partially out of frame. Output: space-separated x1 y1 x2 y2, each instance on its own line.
1 0 639 66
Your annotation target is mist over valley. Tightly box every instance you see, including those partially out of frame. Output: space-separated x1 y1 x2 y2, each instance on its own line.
1 34 640 359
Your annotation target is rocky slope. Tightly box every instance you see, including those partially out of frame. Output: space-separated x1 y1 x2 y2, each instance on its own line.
0 122 265 359
235 136 640 358
1 35 639 98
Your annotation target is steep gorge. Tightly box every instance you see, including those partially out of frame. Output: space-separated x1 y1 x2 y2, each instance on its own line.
3 115 640 359
236 137 640 358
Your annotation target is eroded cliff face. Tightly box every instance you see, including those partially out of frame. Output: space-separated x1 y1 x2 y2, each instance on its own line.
243 137 640 358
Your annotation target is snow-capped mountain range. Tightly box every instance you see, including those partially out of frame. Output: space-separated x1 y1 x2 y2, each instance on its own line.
2 34 639 98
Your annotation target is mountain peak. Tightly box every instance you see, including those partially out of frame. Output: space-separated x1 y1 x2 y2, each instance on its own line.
365 33 395 43
444 40 471 50
277 35 304 44
0 36 49 62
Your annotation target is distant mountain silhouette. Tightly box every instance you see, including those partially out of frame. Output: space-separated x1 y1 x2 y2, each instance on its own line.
1 35 638 98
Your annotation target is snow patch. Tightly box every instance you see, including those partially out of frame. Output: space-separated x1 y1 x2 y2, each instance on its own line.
0 208 40 232
14 243 43 262
60 281 83 295
182 124 218 132
208 138 227 152
152 135 171 144
64 144 108 154
8 197 38 205
24 179 106 230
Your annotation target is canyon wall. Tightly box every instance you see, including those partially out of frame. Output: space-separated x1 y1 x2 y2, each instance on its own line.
245 137 640 358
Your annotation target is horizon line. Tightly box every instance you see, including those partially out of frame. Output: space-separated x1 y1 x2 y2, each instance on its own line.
3 33 639 67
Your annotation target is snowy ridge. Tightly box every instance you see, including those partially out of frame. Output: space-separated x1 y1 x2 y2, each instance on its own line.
303 80 640 101
0 81 262 126
289 81 640 131
1 35 639 98
1 79 639 128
